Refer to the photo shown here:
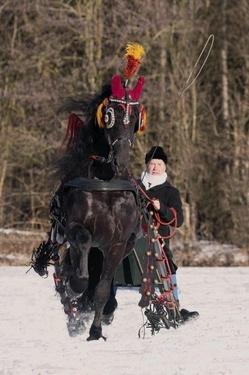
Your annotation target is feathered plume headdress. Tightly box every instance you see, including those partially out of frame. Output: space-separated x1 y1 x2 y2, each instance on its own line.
123 42 145 79
96 42 147 132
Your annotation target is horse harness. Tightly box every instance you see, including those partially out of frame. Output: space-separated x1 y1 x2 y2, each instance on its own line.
30 176 181 336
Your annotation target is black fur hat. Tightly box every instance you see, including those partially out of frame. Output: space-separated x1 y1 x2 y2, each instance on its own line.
145 146 168 164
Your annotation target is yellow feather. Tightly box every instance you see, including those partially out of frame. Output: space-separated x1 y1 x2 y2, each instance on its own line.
137 106 147 134
125 43 145 61
96 102 105 128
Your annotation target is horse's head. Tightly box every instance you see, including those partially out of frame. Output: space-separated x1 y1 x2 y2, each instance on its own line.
96 74 146 176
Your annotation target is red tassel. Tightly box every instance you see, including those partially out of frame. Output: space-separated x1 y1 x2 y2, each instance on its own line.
61 113 84 149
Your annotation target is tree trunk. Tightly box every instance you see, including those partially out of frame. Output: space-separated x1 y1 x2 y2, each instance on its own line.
221 0 229 131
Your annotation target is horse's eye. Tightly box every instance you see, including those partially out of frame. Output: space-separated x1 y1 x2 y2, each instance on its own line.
104 107 115 129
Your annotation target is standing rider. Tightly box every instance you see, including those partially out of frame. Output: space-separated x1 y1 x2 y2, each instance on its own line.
140 145 199 322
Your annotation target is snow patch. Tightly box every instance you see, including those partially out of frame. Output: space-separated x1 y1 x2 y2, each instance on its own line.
0 267 249 375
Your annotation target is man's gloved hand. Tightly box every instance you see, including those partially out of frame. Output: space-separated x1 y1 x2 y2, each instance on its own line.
151 198 160 211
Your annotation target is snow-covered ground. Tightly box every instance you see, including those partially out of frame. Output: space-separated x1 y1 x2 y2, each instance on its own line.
0 267 249 375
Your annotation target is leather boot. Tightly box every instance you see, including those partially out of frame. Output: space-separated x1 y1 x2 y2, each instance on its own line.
180 308 199 322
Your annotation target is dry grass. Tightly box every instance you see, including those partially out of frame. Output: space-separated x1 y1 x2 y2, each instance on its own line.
173 239 249 267
0 229 46 266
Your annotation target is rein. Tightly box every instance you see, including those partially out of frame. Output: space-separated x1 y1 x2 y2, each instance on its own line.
89 155 110 163
131 178 177 240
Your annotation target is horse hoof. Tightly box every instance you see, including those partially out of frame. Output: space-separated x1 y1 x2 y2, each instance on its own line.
67 314 86 337
87 325 106 341
87 334 107 341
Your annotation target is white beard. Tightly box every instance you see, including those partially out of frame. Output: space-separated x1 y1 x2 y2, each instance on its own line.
140 171 167 190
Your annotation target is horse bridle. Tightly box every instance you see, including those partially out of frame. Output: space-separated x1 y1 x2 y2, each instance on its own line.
104 134 133 169
88 132 133 166
100 96 138 166
109 97 139 126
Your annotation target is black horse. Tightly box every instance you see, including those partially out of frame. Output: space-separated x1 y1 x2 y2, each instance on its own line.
54 75 146 340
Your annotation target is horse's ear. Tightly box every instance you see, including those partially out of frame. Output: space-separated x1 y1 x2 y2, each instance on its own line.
96 98 108 128
111 74 125 99
129 76 144 101
135 104 147 134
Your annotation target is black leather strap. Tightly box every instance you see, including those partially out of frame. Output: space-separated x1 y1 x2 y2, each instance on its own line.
64 177 137 193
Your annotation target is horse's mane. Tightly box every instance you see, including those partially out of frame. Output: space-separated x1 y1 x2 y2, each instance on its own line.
55 84 112 181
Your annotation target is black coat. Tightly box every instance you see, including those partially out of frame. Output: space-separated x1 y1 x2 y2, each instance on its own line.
115 179 184 285
140 179 184 247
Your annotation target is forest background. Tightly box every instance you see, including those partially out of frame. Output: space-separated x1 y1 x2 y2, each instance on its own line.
0 0 248 263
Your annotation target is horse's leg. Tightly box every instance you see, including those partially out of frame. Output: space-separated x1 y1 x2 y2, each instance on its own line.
66 223 92 296
87 242 125 341
60 223 92 336
87 248 103 303
102 234 137 319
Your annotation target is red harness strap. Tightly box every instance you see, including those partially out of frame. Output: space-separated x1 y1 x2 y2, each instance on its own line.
132 179 178 240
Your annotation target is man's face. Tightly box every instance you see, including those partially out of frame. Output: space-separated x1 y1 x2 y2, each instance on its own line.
146 159 166 175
